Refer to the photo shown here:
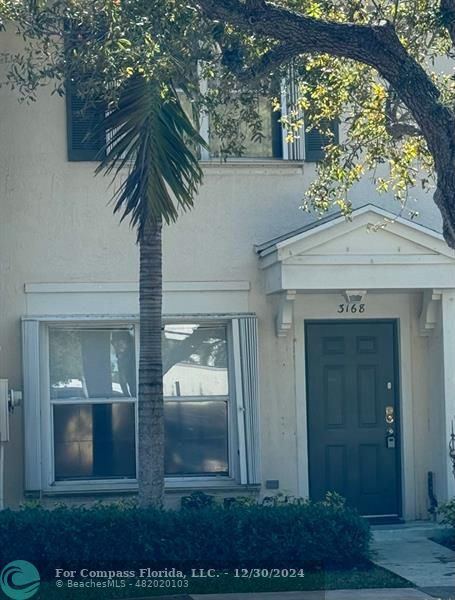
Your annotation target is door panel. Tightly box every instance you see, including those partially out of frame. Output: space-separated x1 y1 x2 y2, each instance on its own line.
306 321 400 516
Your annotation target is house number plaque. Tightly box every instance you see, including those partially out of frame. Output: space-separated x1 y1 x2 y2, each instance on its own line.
337 303 366 314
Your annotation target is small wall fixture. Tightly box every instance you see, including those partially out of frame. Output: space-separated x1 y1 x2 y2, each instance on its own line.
344 290 367 304
265 480 280 490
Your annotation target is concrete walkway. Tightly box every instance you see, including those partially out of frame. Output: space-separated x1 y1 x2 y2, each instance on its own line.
372 522 455 599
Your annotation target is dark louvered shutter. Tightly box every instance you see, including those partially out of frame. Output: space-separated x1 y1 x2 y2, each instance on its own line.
66 83 106 161
304 119 339 162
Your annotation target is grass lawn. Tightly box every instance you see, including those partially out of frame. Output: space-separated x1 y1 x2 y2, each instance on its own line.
36 565 410 599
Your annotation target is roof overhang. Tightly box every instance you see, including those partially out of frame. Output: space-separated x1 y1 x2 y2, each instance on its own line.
257 205 455 294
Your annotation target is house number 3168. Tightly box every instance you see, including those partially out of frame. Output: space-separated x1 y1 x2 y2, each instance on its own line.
337 303 366 314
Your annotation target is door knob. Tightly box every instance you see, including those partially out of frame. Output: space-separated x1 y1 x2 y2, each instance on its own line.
385 406 394 424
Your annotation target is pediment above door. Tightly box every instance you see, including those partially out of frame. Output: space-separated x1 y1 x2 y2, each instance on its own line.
256 205 455 293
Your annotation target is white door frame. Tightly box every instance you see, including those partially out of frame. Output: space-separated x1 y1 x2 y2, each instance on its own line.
293 292 416 519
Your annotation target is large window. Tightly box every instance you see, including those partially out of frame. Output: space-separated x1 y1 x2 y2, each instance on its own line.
48 323 232 483
23 315 260 492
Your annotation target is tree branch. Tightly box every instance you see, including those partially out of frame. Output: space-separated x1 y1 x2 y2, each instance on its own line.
246 0 266 10
392 0 400 25
196 0 454 160
385 90 421 139
441 0 455 46
387 122 422 139
233 43 299 82
196 0 455 248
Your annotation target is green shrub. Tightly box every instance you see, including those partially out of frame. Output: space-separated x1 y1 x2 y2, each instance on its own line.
440 497 455 525
223 495 258 508
439 497 455 549
181 490 215 509
0 496 370 578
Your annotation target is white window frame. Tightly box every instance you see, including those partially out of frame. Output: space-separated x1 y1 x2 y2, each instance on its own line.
162 319 237 482
23 314 260 494
45 322 139 489
195 71 304 164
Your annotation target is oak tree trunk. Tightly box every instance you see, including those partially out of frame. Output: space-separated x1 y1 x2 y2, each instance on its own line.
138 216 164 507
433 149 455 249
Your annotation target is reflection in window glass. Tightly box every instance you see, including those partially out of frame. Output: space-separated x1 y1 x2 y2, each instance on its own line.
165 401 228 475
209 97 281 159
53 403 136 480
163 324 228 397
163 324 230 477
49 329 136 399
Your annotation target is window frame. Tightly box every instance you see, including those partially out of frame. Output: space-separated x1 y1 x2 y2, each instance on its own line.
199 76 337 163
200 87 284 162
27 315 247 494
162 320 236 479
47 323 139 485
198 79 294 163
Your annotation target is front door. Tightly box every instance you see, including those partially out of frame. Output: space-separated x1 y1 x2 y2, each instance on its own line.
305 321 401 517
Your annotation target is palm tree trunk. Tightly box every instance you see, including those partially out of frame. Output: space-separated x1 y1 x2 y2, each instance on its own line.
138 216 164 507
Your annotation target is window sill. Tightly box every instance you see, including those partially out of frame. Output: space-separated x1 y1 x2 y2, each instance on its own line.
68 158 310 167
30 478 259 498
165 478 259 493
200 159 305 174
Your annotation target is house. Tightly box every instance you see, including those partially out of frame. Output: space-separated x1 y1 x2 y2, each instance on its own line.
1 32 454 522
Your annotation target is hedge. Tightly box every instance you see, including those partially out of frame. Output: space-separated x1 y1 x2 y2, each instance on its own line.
0 497 371 578
439 497 455 550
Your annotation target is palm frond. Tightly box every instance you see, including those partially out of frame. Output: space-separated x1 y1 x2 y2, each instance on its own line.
96 75 206 241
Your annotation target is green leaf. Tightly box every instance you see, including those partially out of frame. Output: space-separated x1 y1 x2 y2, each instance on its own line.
96 74 207 240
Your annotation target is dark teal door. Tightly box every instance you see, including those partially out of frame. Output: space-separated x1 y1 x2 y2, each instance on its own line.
305 321 401 517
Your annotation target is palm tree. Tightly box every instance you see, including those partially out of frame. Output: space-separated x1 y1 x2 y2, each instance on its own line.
97 75 205 507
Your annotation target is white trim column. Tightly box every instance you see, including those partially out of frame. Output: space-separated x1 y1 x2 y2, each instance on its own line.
238 317 261 484
22 319 41 491
232 319 248 485
441 290 455 500
232 317 262 485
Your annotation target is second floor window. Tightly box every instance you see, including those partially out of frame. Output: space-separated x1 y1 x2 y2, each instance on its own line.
66 82 338 163
207 95 283 160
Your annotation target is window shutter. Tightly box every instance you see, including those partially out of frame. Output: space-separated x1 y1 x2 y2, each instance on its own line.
66 82 106 161
280 73 305 161
304 119 339 162
233 316 261 485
